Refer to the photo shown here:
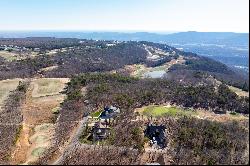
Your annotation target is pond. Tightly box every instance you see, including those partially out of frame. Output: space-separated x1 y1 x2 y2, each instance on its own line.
143 70 166 78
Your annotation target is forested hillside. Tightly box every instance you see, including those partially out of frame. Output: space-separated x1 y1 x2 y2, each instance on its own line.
38 73 248 165
0 38 248 91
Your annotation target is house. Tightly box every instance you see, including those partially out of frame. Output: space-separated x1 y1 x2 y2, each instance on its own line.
84 105 120 144
34 48 40 52
92 122 110 142
146 163 160 165
106 43 116 47
144 124 166 149
99 106 120 120
93 127 110 141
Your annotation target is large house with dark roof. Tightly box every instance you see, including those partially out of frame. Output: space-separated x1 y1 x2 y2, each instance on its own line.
144 124 166 149
99 106 120 120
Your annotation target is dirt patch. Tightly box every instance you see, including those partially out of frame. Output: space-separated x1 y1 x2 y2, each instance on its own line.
11 124 31 164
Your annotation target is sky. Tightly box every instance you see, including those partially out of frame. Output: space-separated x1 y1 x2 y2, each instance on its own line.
0 0 249 32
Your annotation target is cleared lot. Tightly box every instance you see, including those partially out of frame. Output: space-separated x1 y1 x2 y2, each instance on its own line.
0 79 22 110
31 78 69 98
11 78 69 164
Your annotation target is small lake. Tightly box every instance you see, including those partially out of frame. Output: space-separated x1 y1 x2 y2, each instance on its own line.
143 70 166 78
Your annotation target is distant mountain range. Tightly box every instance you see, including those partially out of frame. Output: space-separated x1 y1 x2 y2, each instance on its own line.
0 31 249 72
0 31 248 45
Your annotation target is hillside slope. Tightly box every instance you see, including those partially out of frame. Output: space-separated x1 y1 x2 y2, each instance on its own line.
0 38 248 91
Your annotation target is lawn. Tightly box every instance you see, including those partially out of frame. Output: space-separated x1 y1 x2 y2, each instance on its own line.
90 110 103 118
142 105 196 117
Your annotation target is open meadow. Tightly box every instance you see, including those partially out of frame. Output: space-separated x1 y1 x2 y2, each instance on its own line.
0 79 22 110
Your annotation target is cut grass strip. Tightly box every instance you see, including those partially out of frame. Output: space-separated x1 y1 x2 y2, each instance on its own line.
90 110 103 118
143 105 196 117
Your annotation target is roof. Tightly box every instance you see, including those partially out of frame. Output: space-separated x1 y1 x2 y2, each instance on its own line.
99 106 120 119
145 124 166 148
93 127 110 140
146 163 160 165
94 128 109 135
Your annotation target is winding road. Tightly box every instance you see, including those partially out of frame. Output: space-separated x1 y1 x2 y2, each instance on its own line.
53 117 88 165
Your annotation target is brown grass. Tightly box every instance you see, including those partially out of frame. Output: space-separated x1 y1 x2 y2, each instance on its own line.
0 79 22 110
31 78 69 98
11 78 69 164
228 85 249 97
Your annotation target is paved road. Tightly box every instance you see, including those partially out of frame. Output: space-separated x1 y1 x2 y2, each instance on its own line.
53 117 88 165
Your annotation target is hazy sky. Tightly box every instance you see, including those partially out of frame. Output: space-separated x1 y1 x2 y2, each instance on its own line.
0 0 249 32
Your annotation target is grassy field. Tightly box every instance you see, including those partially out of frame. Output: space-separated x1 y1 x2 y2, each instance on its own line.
0 51 38 61
142 105 196 117
0 51 21 61
31 147 46 157
0 79 22 109
32 78 69 98
228 85 249 97
135 104 248 123
37 79 61 95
